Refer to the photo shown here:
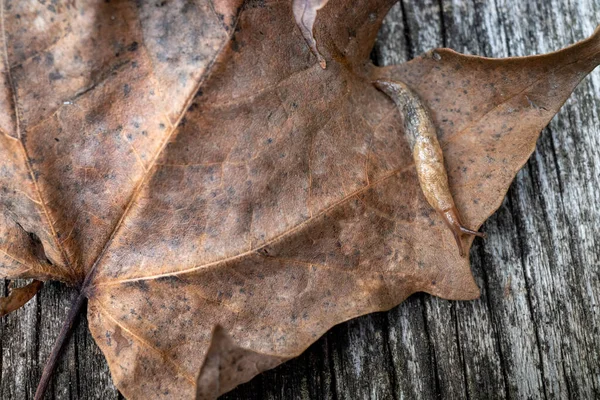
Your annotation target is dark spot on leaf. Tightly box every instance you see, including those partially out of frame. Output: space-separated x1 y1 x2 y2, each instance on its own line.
48 71 63 81
127 41 139 52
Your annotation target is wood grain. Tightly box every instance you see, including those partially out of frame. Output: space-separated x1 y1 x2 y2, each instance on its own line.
1 0 599 399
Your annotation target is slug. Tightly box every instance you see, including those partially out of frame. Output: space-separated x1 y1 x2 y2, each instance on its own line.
374 79 485 257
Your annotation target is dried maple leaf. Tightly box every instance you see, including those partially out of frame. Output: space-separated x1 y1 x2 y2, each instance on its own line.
0 0 599 399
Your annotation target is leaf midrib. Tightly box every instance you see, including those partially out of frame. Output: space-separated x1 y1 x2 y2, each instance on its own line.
0 1 77 281
80 7 242 289
92 162 416 288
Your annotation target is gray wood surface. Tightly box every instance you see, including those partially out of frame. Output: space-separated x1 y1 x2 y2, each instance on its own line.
2 0 600 399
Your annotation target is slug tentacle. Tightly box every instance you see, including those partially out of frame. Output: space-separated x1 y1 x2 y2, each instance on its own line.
441 206 487 257
374 79 485 257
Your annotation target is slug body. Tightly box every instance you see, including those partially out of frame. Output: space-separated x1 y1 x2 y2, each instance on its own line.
374 80 485 257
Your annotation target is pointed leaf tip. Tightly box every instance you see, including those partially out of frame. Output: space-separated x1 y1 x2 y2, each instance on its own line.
196 326 285 399
0 280 42 317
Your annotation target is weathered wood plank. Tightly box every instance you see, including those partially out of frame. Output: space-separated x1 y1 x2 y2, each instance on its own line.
1 0 599 399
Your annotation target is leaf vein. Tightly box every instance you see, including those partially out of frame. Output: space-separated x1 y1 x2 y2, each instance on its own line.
82 8 244 289
94 162 415 287
95 303 196 385
0 2 75 278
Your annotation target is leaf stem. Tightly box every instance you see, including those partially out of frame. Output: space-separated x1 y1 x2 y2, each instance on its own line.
34 291 87 400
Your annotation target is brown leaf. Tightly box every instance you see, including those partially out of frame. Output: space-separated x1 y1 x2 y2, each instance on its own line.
0 1 598 399
0 279 42 317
